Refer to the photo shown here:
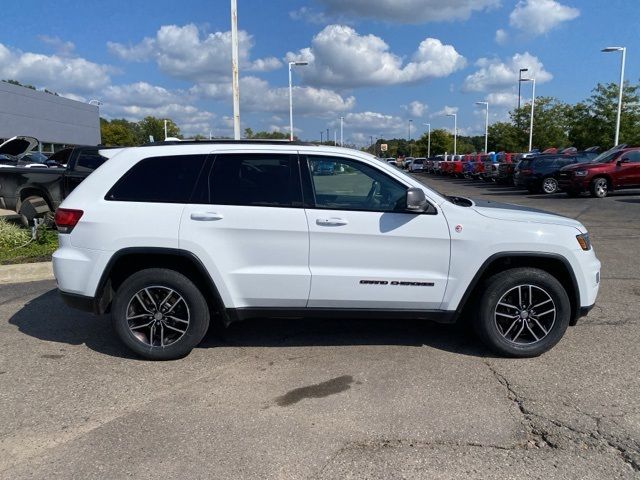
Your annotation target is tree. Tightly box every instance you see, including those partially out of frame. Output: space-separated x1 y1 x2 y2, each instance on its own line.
510 97 572 151
244 129 290 140
138 116 181 142
423 129 454 155
488 122 523 152
568 82 640 149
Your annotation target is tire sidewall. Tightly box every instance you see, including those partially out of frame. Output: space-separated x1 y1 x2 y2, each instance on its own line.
112 269 210 360
590 177 608 198
475 268 571 357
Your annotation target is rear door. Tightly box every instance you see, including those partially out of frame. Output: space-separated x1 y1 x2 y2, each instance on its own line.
302 155 450 310
179 152 310 309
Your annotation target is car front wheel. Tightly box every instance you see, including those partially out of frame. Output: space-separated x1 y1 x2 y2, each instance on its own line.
590 177 609 198
542 177 559 194
112 268 210 360
474 268 571 357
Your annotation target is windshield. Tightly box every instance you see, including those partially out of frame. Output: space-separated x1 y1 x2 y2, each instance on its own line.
593 146 624 163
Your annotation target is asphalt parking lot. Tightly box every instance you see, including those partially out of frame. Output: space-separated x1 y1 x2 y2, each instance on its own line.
1 174 639 479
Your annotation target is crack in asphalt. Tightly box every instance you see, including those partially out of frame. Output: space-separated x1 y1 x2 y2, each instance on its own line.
484 360 640 472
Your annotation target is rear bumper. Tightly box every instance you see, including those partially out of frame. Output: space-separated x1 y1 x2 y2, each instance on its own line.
59 290 98 314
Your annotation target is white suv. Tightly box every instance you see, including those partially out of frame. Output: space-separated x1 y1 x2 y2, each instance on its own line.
53 141 601 360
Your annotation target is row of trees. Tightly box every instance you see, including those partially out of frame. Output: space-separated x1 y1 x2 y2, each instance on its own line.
100 117 181 146
366 81 640 158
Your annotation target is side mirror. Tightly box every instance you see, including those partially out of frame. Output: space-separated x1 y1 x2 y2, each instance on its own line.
406 188 428 212
617 158 629 166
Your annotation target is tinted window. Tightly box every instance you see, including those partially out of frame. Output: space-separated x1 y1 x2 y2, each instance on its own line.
75 150 107 172
207 154 296 207
307 156 406 212
49 148 72 163
107 155 206 203
621 151 640 163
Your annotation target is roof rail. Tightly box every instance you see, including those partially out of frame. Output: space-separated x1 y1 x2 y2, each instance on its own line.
140 139 320 147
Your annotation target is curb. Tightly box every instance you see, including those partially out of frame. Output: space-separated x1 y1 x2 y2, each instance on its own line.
0 261 54 285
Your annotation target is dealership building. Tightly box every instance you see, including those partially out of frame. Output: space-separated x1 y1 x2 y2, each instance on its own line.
0 81 100 153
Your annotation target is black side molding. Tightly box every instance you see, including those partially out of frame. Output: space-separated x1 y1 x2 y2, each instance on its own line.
226 307 457 324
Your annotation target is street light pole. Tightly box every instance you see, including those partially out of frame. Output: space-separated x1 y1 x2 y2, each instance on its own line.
408 119 413 156
475 102 489 153
518 68 528 110
522 78 536 152
423 123 431 158
446 113 457 155
288 61 308 142
340 116 344 146
320 131 323 143
230 0 241 140
602 46 626 146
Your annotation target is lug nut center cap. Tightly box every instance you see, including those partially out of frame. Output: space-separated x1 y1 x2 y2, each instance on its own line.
154 312 163 321
520 310 529 319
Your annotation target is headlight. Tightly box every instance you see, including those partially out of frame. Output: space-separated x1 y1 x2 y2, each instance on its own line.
574 170 588 176
576 233 591 251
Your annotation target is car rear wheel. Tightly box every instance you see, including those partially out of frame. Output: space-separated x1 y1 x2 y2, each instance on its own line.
474 268 571 357
112 268 210 360
542 177 559 194
19 196 53 227
590 177 609 198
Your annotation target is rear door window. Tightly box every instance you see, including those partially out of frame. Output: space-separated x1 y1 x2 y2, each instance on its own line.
206 154 299 207
106 155 207 203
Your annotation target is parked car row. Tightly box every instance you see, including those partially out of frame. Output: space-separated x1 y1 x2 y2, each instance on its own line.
408 144 640 198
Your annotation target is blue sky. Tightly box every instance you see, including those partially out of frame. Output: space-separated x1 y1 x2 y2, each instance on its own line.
0 0 638 145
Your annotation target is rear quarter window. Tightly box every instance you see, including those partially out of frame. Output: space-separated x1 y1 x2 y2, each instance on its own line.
106 155 207 203
74 150 108 172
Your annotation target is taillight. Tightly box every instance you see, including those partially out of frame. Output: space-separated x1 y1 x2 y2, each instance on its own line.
54 208 83 233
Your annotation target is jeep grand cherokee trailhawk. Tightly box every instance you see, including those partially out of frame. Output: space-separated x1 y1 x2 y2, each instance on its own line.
53 140 601 360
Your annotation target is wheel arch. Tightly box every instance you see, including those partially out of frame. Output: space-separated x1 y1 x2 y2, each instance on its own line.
455 252 580 326
17 186 54 211
94 247 230 325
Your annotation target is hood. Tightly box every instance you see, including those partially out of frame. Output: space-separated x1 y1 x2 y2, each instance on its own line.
471 199 585 232
560 161 605 172
0 136 39 156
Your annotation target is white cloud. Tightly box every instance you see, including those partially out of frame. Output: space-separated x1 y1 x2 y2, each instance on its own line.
0 43 113 93
317 0 499 23
102 82 180 108
462 52 552 93
191 76 355 116
289 7 332 24
402 101 427 117
38 35 75 56
485 92 519 108
336 111 403 131
285 25 465 88
433 106 459 117
107 24 282 82
509 0 579 36
495 29 508 45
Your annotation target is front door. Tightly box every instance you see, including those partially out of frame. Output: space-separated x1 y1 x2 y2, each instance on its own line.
180 152 310 309
617 151 640 187
302 155 451 310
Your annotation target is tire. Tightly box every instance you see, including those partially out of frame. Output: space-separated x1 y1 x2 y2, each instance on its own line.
473 268 571 357
111 268 210 360
542 177 559 194
18 196 53 227
590 177 609 198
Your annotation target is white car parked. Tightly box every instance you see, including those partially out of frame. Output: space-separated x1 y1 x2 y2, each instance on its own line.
53 141 601 360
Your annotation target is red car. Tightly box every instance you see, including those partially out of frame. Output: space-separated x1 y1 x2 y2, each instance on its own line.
557 146 640 198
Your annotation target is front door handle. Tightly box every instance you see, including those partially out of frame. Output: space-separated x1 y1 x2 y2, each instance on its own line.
190 212 224 221
316 217 348 226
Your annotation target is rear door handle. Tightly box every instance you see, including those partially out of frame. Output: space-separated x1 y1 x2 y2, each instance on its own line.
316 217 348 226
190 212 224 221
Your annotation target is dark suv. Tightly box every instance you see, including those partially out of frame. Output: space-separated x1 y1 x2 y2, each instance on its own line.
558 146 640 198
515 150 599 194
